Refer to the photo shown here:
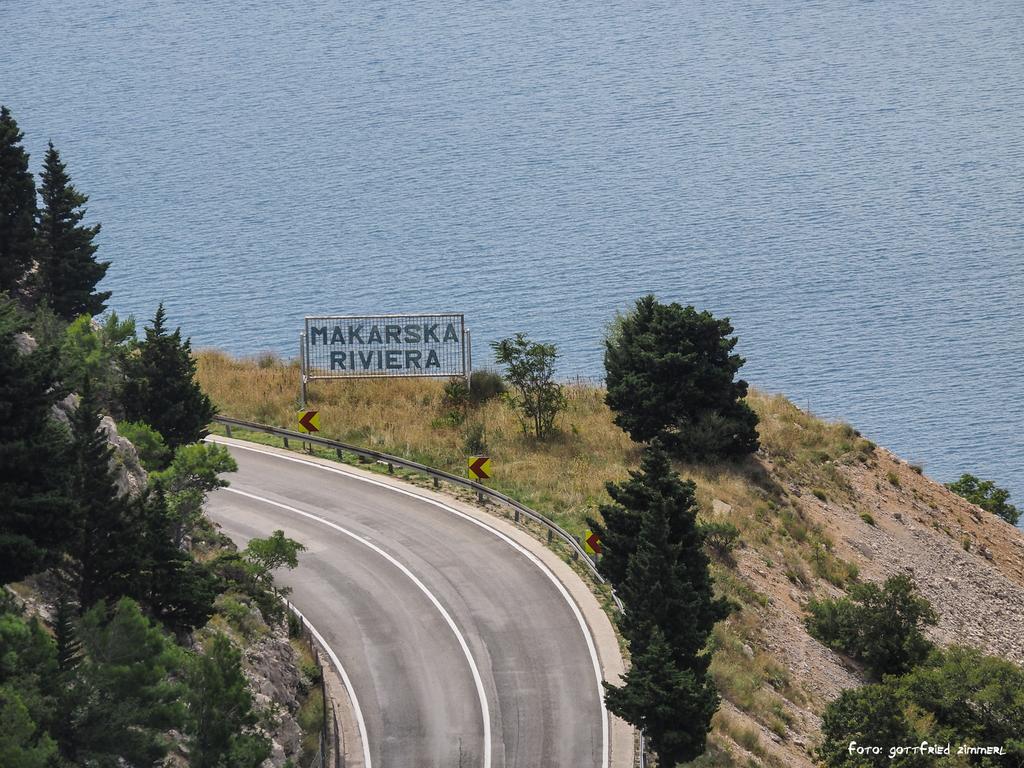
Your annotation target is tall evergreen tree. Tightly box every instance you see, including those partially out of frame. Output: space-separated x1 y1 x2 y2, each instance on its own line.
0 106 37 298
0 298 74 584
67 387 139 608
135 486 217 635
35 142 109 320
599 443 730 765
123 304 216 448
605 625 719 767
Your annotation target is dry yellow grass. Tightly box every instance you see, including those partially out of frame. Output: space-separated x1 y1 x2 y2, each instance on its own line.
196 350 863 540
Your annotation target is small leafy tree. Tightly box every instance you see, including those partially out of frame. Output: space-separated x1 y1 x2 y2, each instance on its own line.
35 143 110 320
491 333 566 439
123 304 216 448
186 633 271 768
0 687 57 768
818 683 925 768
604 295 759 461
819 646 1024 767
244 530 306 585
946 473 1019 525
151 442 237 548
117 420 171 472
60 312 135 413
0 106 37 297
805 573 938 677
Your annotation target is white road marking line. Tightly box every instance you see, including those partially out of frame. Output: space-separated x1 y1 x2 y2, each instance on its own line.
223 486 493 768
211 437 611 768
287 603 373 768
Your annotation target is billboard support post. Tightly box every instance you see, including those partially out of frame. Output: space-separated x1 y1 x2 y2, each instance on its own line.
465 328 472 391
299 332 308 408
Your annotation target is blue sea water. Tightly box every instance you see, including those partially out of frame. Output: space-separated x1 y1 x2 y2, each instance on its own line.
2 0 1022 507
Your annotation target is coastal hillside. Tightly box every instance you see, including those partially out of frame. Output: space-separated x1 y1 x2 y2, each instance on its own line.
197 350 1024 767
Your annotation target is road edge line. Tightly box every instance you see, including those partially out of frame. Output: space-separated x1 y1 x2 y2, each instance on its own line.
288 602 372 768
225 486 494 768
210 436 614 768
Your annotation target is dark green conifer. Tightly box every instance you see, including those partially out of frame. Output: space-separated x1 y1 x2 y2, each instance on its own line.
600 443 730 765
0 106 37 298
605 625 719 767
605 295 759 461
123 304 216 448
53 590 82 673
135 486 217 634
186 633 270 768
35 142 109 319
0 298 73 584
67 387 137 608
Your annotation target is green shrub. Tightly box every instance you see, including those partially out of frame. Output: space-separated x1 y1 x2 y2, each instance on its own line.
859 512 875 526
700 520 741 556
812 489 828 502
469 369 506 404
805 573 937 677
909 464 923 475
887 472 901 488
462 422 488 455
118 420 171 471
946 473 1019 525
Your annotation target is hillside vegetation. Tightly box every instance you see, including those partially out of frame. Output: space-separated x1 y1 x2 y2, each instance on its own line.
198 350 1024 767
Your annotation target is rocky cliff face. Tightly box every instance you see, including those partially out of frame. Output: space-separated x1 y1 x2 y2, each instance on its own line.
698 418 1024 768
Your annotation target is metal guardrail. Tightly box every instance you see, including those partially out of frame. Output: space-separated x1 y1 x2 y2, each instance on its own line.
213 415 613 590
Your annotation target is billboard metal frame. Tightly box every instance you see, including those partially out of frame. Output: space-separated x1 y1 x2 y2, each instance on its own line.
299 313 471 405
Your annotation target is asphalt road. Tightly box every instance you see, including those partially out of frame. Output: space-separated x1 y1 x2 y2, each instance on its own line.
206 440 609 768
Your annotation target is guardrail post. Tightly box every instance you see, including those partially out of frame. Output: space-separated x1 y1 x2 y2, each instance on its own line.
225 424 232 438
514 510 520 524
433 477 439 489
547 529 553 544
283 437 289 449
477 489 484 503
388 462 394 474
335 448 343 461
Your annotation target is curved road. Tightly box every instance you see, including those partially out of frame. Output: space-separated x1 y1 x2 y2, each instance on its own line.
206 438 622 768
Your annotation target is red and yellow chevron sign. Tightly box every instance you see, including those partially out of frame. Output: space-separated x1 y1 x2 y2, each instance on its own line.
467 456 491 481
297 409 320 434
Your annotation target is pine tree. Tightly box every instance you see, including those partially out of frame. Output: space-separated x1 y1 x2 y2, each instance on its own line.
53 590 82 673
35 142 109 320
613 446 730 666
67 387 138 608
600 443 730 765
0 106 37 298
604 625 719 767
123 304 216 449
588 444 682 588
134 486 217 634
605 295 759 461
0 298 74 584
186 633 270 768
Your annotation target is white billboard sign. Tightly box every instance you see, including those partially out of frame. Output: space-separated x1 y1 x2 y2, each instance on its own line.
303 314 467 380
